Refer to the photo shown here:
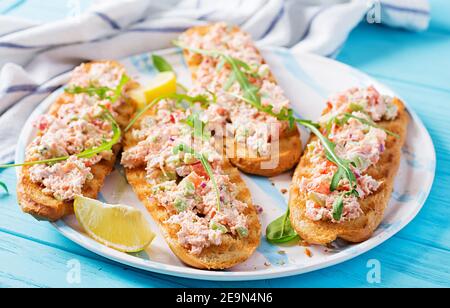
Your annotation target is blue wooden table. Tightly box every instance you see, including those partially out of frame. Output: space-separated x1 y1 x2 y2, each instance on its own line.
0 0 449 288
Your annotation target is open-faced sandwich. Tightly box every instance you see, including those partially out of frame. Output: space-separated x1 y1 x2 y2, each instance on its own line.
17 61 135 221
289 86 409 244
176 22 302 177
122 95 261 269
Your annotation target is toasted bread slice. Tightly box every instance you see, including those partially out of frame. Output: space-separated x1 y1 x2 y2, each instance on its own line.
289 98 409 244
17 61 136 221
180 24 302 177
123 107 261 270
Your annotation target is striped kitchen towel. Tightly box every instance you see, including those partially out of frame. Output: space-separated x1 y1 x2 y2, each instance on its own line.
0 0 430 164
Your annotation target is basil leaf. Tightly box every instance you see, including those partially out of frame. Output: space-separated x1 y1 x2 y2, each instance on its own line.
266 208 299 244
0 181 8 194
152 54 174 72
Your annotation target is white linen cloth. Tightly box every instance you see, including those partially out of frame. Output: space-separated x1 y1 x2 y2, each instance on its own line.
0 0 430 163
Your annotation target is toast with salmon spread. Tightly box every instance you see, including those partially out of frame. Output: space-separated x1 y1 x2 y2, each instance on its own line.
122 96 261 269
289 86 408 244
17 61 136 221
177 23 302 177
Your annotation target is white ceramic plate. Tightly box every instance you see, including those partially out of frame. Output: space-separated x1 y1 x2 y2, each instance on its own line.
16 47 436 281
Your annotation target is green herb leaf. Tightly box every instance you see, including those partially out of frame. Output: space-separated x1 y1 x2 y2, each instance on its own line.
184 113 211 141
125 93 211 131
174 41 358 196
173 143 221 210
0 181 8 194
0 107 121 169
65 85 112 100
110 74 130 103
342 113 399 138
297 119 358 194
332 194 344 221
152 54 174 73
65 74 129 104
174 41 261 105
266 208 299 244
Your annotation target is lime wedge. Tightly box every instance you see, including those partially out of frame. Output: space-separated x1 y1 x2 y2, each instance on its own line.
74 195 155 252
129 71 177 109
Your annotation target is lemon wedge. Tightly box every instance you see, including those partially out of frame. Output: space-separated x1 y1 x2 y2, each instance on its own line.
74 195 155 252
130 71 177 109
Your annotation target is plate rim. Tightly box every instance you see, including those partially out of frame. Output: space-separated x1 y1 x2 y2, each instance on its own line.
14 47 436 281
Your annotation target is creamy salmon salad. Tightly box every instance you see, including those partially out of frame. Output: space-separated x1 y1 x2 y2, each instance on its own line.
299 86 399 223
122 99 250 255
178 22 292 157
25 63 127 201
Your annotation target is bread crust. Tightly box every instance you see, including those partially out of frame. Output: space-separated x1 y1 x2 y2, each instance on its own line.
289 98 409 244
123 109 261 270
17 61 135 221
180 24 302 177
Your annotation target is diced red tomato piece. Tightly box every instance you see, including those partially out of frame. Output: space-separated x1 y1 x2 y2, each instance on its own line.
190 162 209 179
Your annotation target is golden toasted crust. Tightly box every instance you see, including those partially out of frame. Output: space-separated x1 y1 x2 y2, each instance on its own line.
123 110 261 270
180 24 302 176
17 61 136 221
289 98 409 244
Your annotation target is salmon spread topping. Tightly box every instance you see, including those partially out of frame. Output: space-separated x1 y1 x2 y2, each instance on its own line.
299 86 398 223
179 22 291 157
122 99 249 255
26 63 126 201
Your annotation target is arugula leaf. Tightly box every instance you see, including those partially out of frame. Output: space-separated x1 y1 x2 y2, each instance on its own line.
125 93 211 131
342 113 400 138
65 85 111 100
0 107 121 169
266 208 299 243
332 193 344 221
298 119 358 193
173 41 261 105
184 113 211 141
0 181 8 194
175 41 358 195
173 143 221 210
152 54 174 73
110 74 130 103
223 54 260 105
65 74 129 104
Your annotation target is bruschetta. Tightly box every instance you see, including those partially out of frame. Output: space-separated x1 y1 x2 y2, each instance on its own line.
289 86 409 244
122 97 261 269
177 23 302 177
17 61 136 221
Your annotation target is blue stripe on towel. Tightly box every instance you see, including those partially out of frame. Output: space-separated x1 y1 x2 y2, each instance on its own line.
299 5 331 41
126 26 189 33
0 42 38 49
2 84 62 95
95 12 121 30
260 3 285 39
